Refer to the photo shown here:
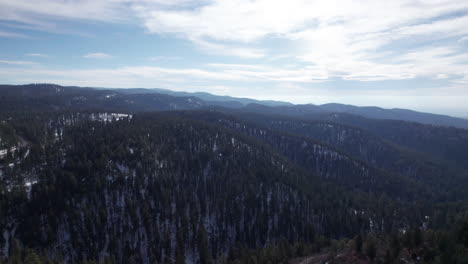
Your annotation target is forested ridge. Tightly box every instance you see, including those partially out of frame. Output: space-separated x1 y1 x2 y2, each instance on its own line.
0 84 467 263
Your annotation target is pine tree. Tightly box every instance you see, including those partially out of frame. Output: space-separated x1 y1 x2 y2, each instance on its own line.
390 232 400 259
355 234 363 253
365 237 377 261
198 224 212 264
175 229 185 264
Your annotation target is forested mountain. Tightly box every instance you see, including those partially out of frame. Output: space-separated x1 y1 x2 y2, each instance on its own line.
109 88 292 107
177 111 468 202
320 103 468 129
0 84 207 113
0 84 467 263
318 113 468 170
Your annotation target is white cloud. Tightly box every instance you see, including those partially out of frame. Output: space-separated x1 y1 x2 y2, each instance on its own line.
434 74 449 79
133 1 468 44
206 63 266 70
0 30 27 38
0 0 128 24
134 0 315 42
0 60 37 65
25 53 48 57
191 38 266 58
128 0 468 81
3 0 468 73
458 36 468 44
0 0 202 33
0 63 328 89
148 56 181 61
83 53 113 59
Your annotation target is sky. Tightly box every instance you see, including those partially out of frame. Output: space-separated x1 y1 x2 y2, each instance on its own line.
1 0 468 117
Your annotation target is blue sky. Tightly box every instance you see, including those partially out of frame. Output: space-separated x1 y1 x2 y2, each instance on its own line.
1 0 468 117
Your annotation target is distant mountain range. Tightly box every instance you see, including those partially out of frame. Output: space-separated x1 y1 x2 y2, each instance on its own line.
1 83 467 129
104 87 293 107
319 103 468 129
105 85 468 129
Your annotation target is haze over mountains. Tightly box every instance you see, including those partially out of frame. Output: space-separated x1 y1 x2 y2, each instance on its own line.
4 83 467 129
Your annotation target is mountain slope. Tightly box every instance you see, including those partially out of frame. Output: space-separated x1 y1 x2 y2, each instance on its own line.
319 113 468 170
174 111 450 202
228 112 468 200
1 112 424 263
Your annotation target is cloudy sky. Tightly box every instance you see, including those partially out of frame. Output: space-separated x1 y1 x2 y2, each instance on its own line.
1 0 468 116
